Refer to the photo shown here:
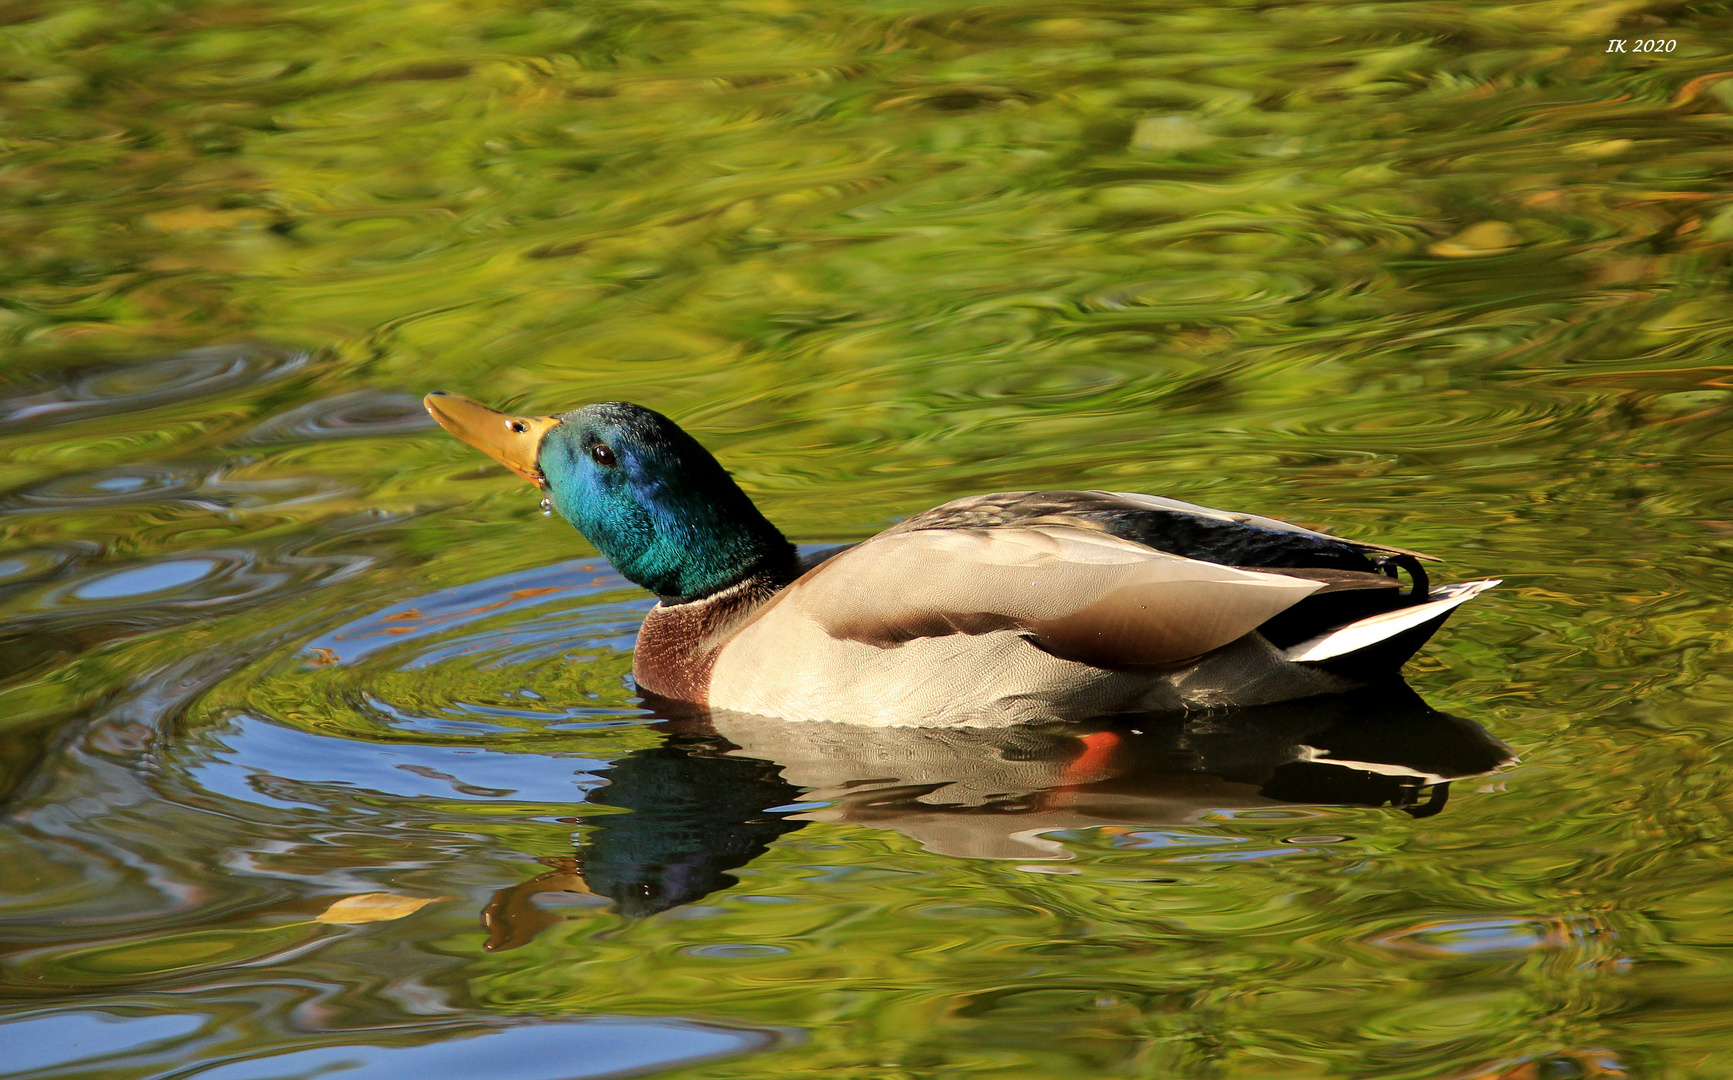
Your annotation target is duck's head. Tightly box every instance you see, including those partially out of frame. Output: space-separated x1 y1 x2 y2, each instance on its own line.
424 392 794 602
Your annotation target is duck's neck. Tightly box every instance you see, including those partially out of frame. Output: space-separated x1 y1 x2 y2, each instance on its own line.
555 475 798 603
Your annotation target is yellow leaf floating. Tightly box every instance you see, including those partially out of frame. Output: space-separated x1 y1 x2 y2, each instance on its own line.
316 893 448 925
1565 138 1632 158
1428 221 1522 258
1130 116 1214 153
142 206 269 234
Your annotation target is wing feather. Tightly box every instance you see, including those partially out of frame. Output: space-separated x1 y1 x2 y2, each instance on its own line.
887 490 1438 563
1103 491 1440 561
770 525 1325 668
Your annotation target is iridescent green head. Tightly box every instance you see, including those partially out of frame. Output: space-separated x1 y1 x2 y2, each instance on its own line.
425 392 794 602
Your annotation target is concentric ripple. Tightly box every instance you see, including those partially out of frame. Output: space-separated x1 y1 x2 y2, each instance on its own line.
0 346 309 434
0 466 215 514
237 390 435 445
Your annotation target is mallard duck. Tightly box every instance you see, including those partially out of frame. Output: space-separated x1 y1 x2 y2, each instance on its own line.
424 392 1498 727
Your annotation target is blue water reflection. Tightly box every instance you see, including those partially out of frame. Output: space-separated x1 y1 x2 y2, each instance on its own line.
0 1011 785 1080
74 560 220 601
0 1012 206 1074
183 1018 784 1080
300 560 637 666
189 714 612 810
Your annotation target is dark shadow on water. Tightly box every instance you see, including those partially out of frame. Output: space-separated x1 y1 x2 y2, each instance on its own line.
484 682 1512 947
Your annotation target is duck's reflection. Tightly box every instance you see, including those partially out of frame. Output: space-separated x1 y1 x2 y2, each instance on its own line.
484 683 1511 948
482 742 801 949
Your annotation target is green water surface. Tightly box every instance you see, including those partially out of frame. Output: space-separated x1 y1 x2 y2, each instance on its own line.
3 0 1733 1076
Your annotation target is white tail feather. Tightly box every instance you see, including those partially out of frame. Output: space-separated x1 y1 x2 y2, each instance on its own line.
1282 579 1501 663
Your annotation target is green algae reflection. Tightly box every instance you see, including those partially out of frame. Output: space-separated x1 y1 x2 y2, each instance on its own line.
2 0 1733 1078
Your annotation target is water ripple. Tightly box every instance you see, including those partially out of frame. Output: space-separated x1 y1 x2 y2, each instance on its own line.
0 466 216 514
237 391 435 445
0 1010 785 1080
0 347 308 434
4 1 1733 1075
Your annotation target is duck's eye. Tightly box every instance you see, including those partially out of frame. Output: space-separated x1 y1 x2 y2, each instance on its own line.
590 443 616 466
508 420 527 433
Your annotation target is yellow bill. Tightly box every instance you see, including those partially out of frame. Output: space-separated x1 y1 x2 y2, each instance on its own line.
423 391 560 487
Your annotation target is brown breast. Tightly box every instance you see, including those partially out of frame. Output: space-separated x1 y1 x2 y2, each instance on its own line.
632 577 785 705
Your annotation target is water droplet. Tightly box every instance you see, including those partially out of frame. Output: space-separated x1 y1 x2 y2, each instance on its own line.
539 497 553 516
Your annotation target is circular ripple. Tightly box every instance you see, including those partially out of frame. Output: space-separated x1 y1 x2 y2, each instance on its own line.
2 466 213 513
1081 271 1312 316
0 546 90 588
0 346 309 434
40 551 288 613
679 944 790 959
1369 916 1568 959
238 390 435 444
1266 392 1577 451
